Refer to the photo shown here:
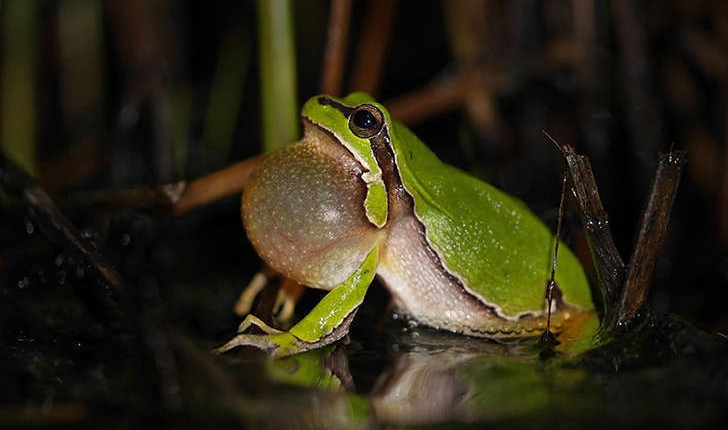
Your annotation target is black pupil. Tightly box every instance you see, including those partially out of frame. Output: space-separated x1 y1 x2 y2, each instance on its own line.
353 109 377 130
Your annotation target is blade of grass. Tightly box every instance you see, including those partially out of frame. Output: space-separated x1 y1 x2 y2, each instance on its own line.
258 0 299 151
202 29 250 155
42 0 106 191
2 0 38 175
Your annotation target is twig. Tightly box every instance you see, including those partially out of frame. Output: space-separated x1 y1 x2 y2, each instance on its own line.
386 66 507 125
615 150 687 328
544 131 625 315
58 156 261 216
349 0 397 96
169 156 261 215
546 172 569 331
538 171 568 355
321 0 353 96
0 150 129 311
545 132 687 332
60 183 186 212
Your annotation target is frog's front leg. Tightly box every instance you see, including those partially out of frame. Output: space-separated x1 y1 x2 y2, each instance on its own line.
213 247 379 359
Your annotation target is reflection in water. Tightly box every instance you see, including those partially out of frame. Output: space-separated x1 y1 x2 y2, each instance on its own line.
221 309 728 428
367 334 598 424
254 313 601 427
369 350 479 424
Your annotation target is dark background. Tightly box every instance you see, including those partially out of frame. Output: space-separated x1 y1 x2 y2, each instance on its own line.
1 0 727 426
5 0 722 329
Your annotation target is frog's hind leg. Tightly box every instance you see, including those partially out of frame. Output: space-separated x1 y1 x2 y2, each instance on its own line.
212 314 287 356
273 278 306 323
234 271 270 316
236 314 284 335
234 266 307 326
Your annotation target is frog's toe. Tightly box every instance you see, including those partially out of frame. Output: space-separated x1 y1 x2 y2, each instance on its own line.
274 293 297 323
212 332 311 359
234 272 269 316
211 334 279 356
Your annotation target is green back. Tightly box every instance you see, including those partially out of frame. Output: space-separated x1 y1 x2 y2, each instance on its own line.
388 121 593 317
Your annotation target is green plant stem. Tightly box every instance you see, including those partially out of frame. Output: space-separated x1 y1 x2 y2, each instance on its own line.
2 0 38 174
258 0 299 152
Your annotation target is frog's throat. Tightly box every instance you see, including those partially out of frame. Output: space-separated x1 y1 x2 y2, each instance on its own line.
312 97 388 228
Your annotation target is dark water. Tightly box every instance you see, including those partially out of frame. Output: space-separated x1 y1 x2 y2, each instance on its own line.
1 204 727 429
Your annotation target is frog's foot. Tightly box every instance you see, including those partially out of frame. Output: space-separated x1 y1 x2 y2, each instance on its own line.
233 314 281 335
212 314 318 359
273 289 295 324
211 308 363 359
273 278 306 323
215 248 379 359
234 269 306 326
234 271 270 317
211 331 302 359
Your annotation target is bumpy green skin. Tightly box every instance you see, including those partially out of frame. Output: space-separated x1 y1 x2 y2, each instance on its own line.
389 120 592 316
306 93 592 318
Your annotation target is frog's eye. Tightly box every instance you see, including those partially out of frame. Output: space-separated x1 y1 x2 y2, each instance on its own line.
349 104 384 138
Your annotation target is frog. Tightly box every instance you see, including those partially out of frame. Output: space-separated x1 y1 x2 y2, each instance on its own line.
213 93 594 358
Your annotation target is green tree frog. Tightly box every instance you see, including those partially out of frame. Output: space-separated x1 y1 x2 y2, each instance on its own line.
214 93 593 358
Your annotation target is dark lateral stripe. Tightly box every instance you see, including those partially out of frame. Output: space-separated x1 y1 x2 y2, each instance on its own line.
317 96 354 117
369 127 499 318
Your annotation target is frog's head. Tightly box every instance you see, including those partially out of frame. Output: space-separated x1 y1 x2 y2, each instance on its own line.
241 93 390 290
298 93 397 228
301 92 391 137
300 93 393 182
